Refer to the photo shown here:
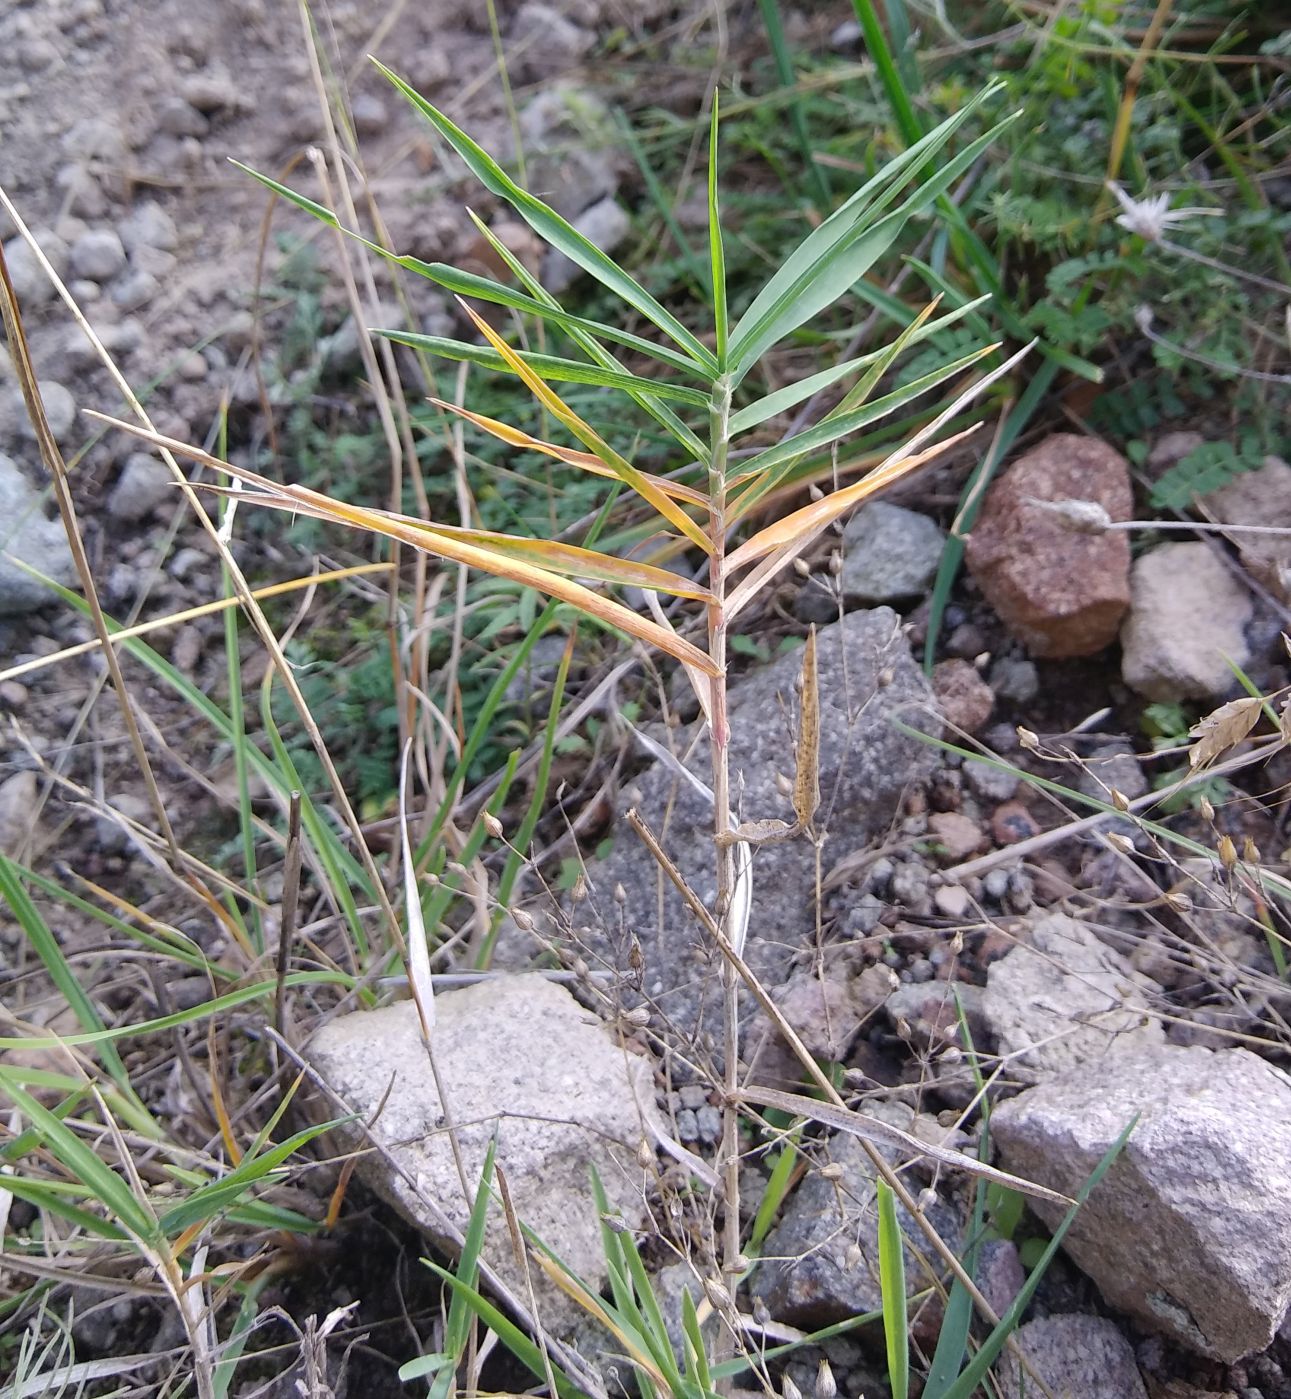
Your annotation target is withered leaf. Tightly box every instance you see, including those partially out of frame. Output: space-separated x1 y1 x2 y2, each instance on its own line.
1187 696 1263 770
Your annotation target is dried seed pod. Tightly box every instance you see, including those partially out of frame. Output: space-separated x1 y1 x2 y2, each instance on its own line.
1243 836 1261 864
636 1138 654 1170
1218 834 1238 870
1105 831 1135 856
570 872 588 903
818 1161 844 1181
816 1357 837 1399
511 907 534 931
1200 795 1216 823
613 882 628 905
482 811 503 839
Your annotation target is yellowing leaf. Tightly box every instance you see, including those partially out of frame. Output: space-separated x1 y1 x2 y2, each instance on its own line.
727 425 980 572
87 414 720 677
432 399 708 507
1188 696 1263 770
456 300 714 555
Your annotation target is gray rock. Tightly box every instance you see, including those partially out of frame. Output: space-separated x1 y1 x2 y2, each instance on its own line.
350 93 389 137
982 914 1163 1077
28 381 76 443
110 269 160 312
988 656 1039 704
1077 739 1148 804
520 86 621 221
3 230 68 308
0 453 76 612
997 1315 1147 1399
111 456 172 523
117 201 178 254
510 2 596 83
308 976 660 1330
68 228 125 282
749 1128 960 1326
543 196 631 294
581 609 939 1049
839 502 945 602
963 758 1020 803
1121 543 1252 701
992 1044 1291 1360
0 770 37 858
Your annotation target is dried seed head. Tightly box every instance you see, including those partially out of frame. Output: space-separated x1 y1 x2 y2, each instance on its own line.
950 929 964 955
1017 726 1040 753
482 812 504 839
621 1005 651 1028
877 667 894 688
917 1185 939 1212
1163 888 1193 913
1199 795 1216 823
816 1357 837 1399
636 1138 655 1170
828 549 843 576
818 1161 844 1181
1243 836 1261 864
782 1376 804 1399
1218 834 1238 869
600 1212 629 1234
614 882 628 905
775 771 793 797
940 1045 962 1065
809 483 825 502
1110 786 1130 813
570 872 588 904
703 1276 732 1312
844 1241 863 1270
447 861 467 877
793 557 811 577
1105 831 1136 856
511 907 534 932
725 1252 751 1275
628 936 644 971
894 1015 912 1040
753 1296 771 1326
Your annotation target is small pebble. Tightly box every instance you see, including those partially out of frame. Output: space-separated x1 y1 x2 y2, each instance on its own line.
933 884 971 918
675 1108 699 1143
69 228 125 282
695 1105 722 1145
991 801 1040 845
963 758 1020 803
983 868 1011 901
0 681 29 708
678 1084 707 1111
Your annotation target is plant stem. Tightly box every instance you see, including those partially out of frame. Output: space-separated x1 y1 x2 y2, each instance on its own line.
707 373 741 1365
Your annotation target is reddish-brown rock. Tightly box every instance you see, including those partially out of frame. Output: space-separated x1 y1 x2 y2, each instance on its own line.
932 658 994 735
965 433 1132 657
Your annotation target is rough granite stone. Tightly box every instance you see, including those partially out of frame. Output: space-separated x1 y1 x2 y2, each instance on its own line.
308 976 660 1328
992 1045 1291 1360
997 1315 1148 1399
965 433 1132 657
1120 543 1252 701
982 913 1164 1077
579 608 939 1050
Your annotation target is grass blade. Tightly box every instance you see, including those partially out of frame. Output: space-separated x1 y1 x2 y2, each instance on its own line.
729 294 989 436
728 93 1012 377
877 1180 909 1399
934 1121 1136 1399
434 399 707 506
382 330 708 406
374 59 718 373
709 93 728 369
